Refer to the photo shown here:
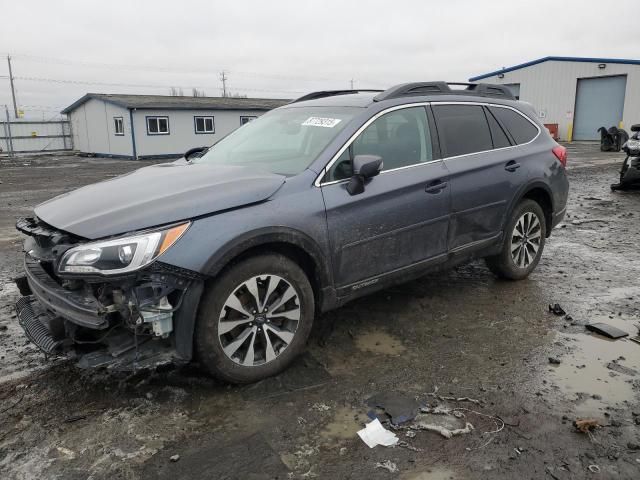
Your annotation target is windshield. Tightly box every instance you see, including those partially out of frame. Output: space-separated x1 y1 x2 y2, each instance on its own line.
194 106 360 175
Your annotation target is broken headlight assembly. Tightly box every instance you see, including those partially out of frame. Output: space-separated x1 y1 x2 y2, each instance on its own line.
57 222 190 275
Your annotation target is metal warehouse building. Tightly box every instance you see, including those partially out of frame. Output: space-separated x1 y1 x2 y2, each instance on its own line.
469 56 640 141
61 94 289 159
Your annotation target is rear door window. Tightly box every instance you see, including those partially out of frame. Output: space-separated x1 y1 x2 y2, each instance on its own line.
432 105 493 157
489 106 538 144
484 107 511 148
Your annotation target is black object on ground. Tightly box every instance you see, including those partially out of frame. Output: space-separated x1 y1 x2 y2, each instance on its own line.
606 361 637 376
548 357 561 365
585 323 629 339
366 392 423 425
548 304 566 316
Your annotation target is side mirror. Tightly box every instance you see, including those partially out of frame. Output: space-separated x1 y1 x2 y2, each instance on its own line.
631 124 640 132
347 155 383 195
185 146 207 160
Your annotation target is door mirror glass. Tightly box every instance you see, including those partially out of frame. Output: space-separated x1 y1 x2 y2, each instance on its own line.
347 155 383 195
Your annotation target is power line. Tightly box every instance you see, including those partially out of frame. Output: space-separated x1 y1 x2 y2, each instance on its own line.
1 74 305 95
0 52 349 84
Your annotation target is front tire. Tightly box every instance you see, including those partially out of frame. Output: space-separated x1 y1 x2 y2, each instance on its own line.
485 199 547 280
195 253 314 384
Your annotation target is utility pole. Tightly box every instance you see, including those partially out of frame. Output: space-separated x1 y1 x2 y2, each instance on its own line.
350 79 354 90
220 71 228 98
7 56 18 118
4 105 14 157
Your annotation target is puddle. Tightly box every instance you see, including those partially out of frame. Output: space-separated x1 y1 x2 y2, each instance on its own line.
354 330 406 355
319 406 367 440
400 468 456 480
548 317 639 414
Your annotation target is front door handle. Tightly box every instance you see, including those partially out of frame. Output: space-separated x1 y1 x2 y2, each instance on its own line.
505 161 521 172
425 181 448 194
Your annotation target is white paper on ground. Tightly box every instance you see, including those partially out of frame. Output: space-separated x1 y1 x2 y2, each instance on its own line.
357 418 399 448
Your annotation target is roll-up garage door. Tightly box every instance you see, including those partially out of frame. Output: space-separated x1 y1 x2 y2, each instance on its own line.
573 75 626 140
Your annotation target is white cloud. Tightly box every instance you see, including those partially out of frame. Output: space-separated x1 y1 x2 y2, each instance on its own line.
1 0 638 119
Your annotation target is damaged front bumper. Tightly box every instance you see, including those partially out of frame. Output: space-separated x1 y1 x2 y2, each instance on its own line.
14 217 203 370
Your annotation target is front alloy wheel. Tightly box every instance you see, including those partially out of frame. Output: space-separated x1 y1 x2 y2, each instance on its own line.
218 275 301 367
196 253 314 383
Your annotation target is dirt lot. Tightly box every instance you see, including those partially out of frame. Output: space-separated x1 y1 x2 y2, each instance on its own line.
0 146 639 480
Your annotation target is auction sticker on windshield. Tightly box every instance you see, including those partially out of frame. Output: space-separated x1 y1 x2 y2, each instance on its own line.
302 117 342 128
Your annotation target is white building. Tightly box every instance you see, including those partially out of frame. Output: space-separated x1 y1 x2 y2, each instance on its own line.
61 94 289 159
469 56 640 141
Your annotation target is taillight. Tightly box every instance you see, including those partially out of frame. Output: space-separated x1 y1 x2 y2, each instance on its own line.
552 145 567 167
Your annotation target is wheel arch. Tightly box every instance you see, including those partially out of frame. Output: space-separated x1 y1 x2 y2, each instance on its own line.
507 181 554 237
203 227 333 310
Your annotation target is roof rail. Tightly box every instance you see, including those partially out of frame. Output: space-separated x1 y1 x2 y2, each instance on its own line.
373 82 515 102
292 89 384 103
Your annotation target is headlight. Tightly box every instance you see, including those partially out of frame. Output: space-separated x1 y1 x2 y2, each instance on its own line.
58 222 189 275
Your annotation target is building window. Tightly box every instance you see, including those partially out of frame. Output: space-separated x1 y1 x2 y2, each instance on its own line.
114 117 124 135
240 116 257 126
194 116 215 134
146 116 170 135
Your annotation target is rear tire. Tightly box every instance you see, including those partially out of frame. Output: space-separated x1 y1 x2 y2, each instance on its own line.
485 199 547 280
195 253 314 384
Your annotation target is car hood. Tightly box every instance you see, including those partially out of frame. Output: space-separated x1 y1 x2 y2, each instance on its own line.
34 162 286 239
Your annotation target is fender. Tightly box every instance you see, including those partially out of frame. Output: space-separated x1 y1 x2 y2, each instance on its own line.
175 227 333 362
203 226 333 291
502 179 554 234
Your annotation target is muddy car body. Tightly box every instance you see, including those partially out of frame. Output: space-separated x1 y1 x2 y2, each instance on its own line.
15 82 569 383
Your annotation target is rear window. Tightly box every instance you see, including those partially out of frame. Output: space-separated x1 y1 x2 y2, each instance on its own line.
432 105 493 157
485 107 511 148
489 106 538 144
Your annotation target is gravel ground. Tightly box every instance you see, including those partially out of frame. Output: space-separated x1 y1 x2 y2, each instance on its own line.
0 146 639 480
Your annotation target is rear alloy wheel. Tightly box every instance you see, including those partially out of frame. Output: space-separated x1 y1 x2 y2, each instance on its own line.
510 212 542 269
196 254 314 383
485 199 547 280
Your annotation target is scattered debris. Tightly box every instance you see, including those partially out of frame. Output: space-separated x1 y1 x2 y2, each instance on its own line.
63 414 87 424
412 419 474 439
588 465 600 473
573 419 601 434
548 357 561 365
427 387 482 405
169 454 180 462
571 219 609 226
548 304 566 316
375 460 399 473
56 446 76 459
405 430 416 438
585 323 628 339
628 442 640 451
606 361 637 376
310 403 331 412
366 392 422 425
357 418 399 448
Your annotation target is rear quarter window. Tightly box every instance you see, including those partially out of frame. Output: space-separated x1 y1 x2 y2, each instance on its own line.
432 104 493 157
489 106 539 144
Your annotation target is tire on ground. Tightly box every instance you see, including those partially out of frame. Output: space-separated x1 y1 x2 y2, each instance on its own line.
485 199 547 280
195 253 314 384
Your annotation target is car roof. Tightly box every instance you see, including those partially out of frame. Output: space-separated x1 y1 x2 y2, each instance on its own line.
284 82 519 109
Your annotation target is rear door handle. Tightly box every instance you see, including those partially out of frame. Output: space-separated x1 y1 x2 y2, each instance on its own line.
505 161 521 172
425 181 448 194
